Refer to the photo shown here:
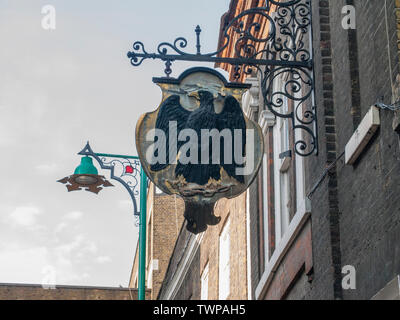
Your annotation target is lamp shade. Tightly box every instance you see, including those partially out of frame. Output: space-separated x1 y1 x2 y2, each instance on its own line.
58 155 113 194
74 156 98 175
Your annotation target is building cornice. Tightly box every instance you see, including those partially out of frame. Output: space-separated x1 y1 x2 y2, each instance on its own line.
258 110 276 135
244 77 260 121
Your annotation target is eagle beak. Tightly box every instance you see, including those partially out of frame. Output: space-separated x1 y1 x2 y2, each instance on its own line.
188 91 200 100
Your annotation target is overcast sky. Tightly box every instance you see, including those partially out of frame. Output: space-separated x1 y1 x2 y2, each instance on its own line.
0 0 230 287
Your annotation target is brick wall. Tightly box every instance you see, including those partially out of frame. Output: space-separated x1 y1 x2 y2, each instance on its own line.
298 0 351 300
158 193 248 300
264 220 313 300
252 0 400 300
151 193 185 299
305 0 400 300
334 0 400 300
129 183 185 300
249 0 340 300
201 194 248 300
0 283 150 300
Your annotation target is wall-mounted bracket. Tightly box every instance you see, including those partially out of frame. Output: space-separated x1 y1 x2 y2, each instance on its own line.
78 142 142 216
127 0 317 156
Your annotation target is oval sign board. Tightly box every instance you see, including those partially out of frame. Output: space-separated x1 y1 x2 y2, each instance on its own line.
136 67 264 234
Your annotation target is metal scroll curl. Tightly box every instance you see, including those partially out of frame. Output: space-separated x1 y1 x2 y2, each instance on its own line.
78 142 141 216
99 157 141 196
127 0 317 157
127 1 312 63
127 1 312 71
221 9 277 60
261 66 316 156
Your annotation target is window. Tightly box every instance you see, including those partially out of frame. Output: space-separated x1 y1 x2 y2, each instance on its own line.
278 85 291 237
279 166 290 237
255 25 311 301
261 72 307 265
201 263 209 300
273 78 291 241
219 218 230 300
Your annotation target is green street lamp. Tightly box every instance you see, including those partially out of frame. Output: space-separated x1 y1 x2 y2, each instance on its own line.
74 156 100 185
58 154 113 194
75 156 98 174
58 142 148 300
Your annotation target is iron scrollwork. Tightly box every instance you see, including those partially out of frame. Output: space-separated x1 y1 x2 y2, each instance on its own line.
78 142 141 217
127 0 317 156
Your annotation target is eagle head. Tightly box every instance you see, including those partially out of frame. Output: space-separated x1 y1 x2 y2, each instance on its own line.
188 90 214 103
188 90 216 112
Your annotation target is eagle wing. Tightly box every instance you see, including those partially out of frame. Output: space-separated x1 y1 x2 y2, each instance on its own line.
175 106 220 185
151 95 191 172
217 95 246 184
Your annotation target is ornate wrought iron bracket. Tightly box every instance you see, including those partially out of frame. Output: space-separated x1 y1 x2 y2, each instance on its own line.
127 0 317 156
78 142 141 216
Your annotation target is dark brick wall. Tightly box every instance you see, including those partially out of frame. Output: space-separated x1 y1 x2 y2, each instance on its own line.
300 0 341 300
304 0 400 300
334 0 400 300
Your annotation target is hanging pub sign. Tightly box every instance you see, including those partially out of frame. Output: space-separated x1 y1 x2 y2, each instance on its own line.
136 67 264 234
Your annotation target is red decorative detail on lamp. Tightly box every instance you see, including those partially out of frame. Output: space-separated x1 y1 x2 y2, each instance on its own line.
126 165 134 174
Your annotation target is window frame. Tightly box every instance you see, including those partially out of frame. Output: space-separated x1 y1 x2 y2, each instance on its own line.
200 262 209 300
218 218 231 300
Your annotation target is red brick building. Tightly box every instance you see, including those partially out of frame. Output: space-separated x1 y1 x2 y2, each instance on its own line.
156 0 400 300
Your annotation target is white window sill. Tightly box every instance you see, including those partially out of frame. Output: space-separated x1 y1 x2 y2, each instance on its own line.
255 198 311 300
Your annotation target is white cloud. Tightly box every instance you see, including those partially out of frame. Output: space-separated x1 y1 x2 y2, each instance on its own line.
55 235 98 263
53 211 83 235
0 241 95 286
80 241 98 255
55 235 85 255
118 199 132 211
35 163 58 175
0 245 49 284
8 206 42 227
54 222 68 234
95 256 111 264
64 211 83 221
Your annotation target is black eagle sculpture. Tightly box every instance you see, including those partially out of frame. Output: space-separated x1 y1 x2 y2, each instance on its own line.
136 67 264 235
150 90 246 233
